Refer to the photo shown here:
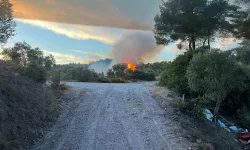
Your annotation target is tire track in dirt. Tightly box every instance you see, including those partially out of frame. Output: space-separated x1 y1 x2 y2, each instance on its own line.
32 82 191 150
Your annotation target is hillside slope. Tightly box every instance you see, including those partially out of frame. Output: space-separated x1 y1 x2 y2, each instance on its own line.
0 60 58 150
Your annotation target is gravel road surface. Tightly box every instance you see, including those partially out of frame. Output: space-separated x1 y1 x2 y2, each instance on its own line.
32 82 190 150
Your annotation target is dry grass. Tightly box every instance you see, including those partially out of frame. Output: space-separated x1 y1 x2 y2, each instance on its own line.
0 60 60 150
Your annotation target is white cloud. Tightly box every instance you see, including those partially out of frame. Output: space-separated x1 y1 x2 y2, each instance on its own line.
72 50 109 58
43 50 96 64
0 48 97 64
16 19 124 44
0 48 3 60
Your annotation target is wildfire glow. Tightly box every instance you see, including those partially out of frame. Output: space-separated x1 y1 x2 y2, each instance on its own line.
127 63 136 71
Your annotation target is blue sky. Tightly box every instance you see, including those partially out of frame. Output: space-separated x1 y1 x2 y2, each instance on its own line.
5 18 179 64
1 0 240 64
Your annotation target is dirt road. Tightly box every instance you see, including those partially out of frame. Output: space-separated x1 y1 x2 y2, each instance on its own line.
32 82 190 150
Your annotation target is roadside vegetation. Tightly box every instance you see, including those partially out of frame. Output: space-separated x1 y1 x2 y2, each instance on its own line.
155 0 250 149
1 0 250 149
0 1 66 149
54 61 168 83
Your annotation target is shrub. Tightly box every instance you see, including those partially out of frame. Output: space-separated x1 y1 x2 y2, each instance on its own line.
112 63 126 77
78 69 99 82
130 70 155 81
236 40 250 65
51 71 61 88
23 64 47 83
159 69 169 86
179 98 204 119
2 42 55 83
0 61 59 149
98 77 111 83
187 50 246 117
110 77 126 83
107 69 115 77
237 106 250 128
160 50 194 95
53 83 69 90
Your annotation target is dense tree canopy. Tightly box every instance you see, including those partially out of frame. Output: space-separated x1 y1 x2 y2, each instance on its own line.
186 50 245 117
0 0 16 45
236 40 250 65
154 0 240 50
1 42 55 83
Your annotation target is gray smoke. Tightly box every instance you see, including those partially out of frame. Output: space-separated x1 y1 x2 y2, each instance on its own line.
112 31 164 64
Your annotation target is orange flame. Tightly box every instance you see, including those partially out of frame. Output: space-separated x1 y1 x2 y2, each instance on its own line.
127 63 136 71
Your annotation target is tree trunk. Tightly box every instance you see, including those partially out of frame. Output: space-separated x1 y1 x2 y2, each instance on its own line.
192 40 195 51
203 39 207 48
191 35 196 51
208 37 210 50
189 41 192 51
213 100 221 122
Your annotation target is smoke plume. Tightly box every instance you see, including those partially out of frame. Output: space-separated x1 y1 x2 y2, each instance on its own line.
112 31 164 64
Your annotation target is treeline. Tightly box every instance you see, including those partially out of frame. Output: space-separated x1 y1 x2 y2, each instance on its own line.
106 62 169 81
155 0 250 128
53 61 169 83
2 42 55 83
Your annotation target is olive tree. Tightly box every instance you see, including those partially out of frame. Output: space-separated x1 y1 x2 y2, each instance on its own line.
236 40 250 65
0 0 16 45
1 42 56 83
186 50 245 119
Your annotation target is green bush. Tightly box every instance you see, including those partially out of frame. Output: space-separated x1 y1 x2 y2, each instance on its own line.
159 69 169 86
130 70 155 81
237 106 250 128
187 49 246 116
179 98 204 119
2 42 55 83
110 77 126 83
98 77 111 83
107 69 115 77
79 69 99 82
51 71 61 88
23 64 46 83
98 77 125 83
112 63 126 77
159 50 194 95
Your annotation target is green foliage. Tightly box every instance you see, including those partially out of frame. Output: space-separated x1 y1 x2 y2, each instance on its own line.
97 77 126 83
107 69 115 77
110 77 126 83
44 54 56 70
51 71 61 88
160 50 194 95
138 61 169 76
232 0 250 39
159 70 169 86
23 64 47 83
187 50 246 115
0 0 16 45
54 63 88 81
0 61 60 149
79 69 99 82
112 63 126 77
236 40 250 65
154 0 240 50
1 42 55 83
128 70 155 81
180 98 204 119
237 106 250 128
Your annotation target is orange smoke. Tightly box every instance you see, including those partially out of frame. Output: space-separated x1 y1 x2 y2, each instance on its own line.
127 63 136 71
